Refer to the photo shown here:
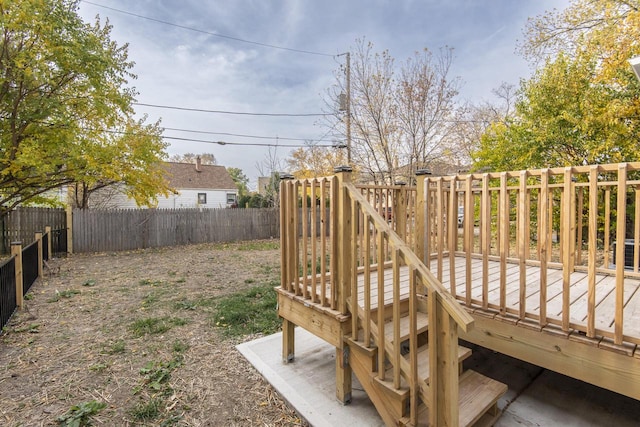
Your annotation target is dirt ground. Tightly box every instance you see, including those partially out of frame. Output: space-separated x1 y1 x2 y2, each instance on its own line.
0 241 309 426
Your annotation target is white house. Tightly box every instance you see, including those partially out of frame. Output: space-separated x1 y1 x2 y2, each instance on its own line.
158 158 238 209
74 157 238 209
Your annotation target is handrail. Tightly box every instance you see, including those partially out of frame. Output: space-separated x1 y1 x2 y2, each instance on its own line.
344 179 473 425
346 182 474 330
279 171 475 425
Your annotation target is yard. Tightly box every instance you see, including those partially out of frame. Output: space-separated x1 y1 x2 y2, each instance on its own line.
0 240 307 426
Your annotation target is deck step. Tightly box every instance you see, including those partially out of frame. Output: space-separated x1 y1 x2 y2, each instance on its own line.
381 344 473 382
353 311 429 345
383 311 429 344
399 369 507 427
413 344 472 383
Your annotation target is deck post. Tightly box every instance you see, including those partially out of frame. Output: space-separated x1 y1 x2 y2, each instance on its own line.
333 166 353 404
394 181 407 242
280 174 296 364
415 169 431 264
334 166 353 315
428 289 459 426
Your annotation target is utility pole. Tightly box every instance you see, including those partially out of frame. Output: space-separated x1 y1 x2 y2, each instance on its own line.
345 52 351 166
338 52 352 166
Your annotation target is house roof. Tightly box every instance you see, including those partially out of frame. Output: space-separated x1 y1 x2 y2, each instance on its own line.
164 161 237 190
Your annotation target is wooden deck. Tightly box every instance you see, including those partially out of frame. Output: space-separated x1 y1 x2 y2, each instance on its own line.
356 258 640 347
279 164 640 425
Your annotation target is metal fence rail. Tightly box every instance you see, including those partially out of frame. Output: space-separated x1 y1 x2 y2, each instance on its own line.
51 228 67 256
22 241 38 295
0 257 16 329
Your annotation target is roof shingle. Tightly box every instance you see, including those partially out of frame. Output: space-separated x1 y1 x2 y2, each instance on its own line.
164 162 236 190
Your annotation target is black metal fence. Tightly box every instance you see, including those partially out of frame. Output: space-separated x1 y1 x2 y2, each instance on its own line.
43 233 49 261
0 228 57 331
51 228 67 256
0 257 16 330
22 240 38 295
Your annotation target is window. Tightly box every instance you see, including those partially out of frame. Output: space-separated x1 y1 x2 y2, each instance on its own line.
198 193 207 204
227 193 237 204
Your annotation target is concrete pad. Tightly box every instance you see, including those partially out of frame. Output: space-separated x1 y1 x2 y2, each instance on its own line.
239 330 640 426
237 328 384 427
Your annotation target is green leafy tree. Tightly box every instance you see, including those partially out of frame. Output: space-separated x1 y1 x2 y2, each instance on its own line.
474 0 640 171
0 0 169 213
227 167 249 199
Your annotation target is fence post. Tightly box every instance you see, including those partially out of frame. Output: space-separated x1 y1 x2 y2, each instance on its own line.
65 197 73 254
35 232 43 278
11 242 23 309
45 226 52 259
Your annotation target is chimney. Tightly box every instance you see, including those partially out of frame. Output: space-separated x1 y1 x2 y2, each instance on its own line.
195 155 201 172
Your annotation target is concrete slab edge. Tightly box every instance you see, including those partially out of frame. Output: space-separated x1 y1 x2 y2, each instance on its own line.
236 332 328 427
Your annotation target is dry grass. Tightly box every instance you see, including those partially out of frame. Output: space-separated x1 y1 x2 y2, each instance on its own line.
0 241 308 426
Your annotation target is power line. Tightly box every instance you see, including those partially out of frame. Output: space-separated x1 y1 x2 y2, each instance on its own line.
81 0 335 57
161 135 335 148
161 126 331 142
93 126 333 147
134 102 332 117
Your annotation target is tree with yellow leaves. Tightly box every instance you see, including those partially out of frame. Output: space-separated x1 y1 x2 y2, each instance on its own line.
0 0 170 213
474 0 640 171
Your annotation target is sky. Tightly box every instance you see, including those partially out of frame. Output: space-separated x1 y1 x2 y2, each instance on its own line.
77 0 569 189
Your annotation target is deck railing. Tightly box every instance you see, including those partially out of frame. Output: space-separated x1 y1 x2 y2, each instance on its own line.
422 162 640 346
280 169 474 425
279 175 337 309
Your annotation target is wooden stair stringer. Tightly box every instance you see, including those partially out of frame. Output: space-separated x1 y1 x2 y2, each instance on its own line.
347 338 406 426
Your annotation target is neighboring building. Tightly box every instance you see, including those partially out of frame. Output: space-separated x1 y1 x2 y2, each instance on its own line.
67 157 238 209
157 158 238 209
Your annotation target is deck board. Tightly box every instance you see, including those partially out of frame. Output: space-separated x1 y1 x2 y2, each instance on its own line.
295 256 640 343
354 257 640 343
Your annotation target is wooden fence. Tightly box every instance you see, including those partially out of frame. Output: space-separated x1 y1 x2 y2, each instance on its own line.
72 208 279 253
1 207 66 253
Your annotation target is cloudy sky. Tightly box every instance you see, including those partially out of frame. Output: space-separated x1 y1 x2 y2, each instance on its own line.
77 0 568 188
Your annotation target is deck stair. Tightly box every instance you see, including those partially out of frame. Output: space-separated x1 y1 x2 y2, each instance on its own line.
348 309 507 426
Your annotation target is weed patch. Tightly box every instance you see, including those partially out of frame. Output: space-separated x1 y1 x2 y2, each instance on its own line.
212 282 280 338
139 358 182 392
47 289 81 303
102 340 125 355
57 400 106 426
130 345 186 423
129 317 189 337
138 279 166 287
13 323 40 333
211 240 279 251
172 296 216 311
129 397 162 421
